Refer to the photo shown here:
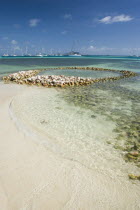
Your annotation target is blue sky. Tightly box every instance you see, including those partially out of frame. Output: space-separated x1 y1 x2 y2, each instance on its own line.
0 0 140 55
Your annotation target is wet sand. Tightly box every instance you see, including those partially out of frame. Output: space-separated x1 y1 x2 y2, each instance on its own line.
0 82 140 210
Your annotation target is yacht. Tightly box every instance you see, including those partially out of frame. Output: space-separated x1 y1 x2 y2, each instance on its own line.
35 53 43 57
2 54 9 57
68 51 82 57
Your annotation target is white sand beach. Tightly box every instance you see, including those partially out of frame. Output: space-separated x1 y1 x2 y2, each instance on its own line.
0 82 140 210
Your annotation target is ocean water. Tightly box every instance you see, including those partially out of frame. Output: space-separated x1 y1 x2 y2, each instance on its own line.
1 57 140 183
0 56 140 76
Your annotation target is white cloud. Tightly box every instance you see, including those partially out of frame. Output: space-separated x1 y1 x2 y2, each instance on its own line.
14 46 20 50
87 45 113 52
29 19 40 27
100 16 112 24
11 40 18 45
63 14 72 20
89 45 96 50
61 30 67 35
99 14 133 24
2 37 8 40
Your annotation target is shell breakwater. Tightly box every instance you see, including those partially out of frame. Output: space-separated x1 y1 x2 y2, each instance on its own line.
3 67 137 87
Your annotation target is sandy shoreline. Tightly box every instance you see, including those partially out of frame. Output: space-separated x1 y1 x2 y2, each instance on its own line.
0 82 140 210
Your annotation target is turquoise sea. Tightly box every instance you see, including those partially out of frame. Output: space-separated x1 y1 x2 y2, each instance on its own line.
1 56 140 182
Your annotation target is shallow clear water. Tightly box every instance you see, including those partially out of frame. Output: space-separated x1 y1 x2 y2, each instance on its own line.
1 57 140 179
40 69 120 78
11 79 140 177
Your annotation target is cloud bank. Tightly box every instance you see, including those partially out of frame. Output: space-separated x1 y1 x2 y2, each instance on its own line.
81 45 140 55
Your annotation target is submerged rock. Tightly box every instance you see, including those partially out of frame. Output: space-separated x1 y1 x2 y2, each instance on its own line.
129 151 139 157
128 174 140 181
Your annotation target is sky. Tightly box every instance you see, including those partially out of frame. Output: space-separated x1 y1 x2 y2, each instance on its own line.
0 0 140 55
